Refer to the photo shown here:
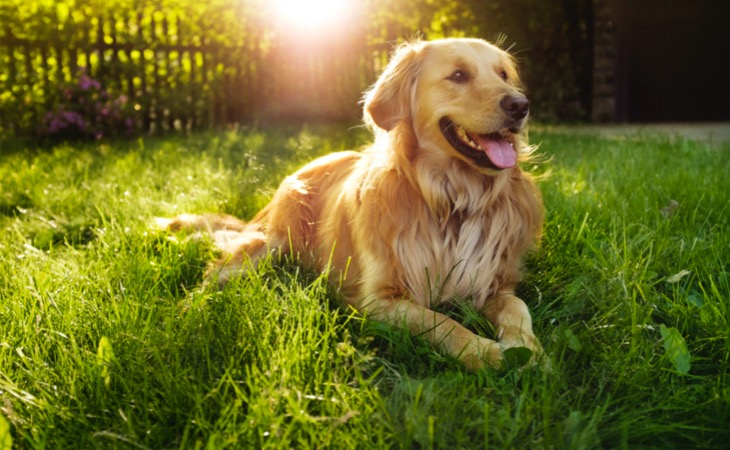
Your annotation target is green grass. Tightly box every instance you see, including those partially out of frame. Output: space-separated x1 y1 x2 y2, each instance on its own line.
1 126 728 449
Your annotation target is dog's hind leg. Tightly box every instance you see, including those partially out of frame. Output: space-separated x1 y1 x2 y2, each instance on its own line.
204 226 274 288
155 213 248 234
157 213 283 288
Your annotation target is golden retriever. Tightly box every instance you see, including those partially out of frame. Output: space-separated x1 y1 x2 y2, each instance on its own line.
159 38 543 371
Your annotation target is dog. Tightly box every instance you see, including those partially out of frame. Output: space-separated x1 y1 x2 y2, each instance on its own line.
159 38 543 371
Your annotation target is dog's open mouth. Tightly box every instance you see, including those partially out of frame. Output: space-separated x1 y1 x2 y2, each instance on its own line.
439 118 517 170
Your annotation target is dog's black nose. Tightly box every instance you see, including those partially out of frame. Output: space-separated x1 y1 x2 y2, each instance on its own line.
500 95 529 121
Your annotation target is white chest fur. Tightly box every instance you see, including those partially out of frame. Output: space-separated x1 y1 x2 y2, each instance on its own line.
394 206 512 309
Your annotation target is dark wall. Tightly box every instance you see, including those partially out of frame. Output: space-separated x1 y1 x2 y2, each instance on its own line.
618 0 730 122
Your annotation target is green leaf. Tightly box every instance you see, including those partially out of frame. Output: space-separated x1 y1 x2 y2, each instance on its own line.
97 336 116 387
659 325 691 374
686 290 704 308
0 413 12 450
567 275 591 297
502 347 533 369
564 328 583 352
665 270 690 284
562 410 584 448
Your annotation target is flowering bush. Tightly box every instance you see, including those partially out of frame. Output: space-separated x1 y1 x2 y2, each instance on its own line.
42 69 138 140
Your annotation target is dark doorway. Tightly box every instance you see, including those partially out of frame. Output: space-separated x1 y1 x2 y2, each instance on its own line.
617 0 730 122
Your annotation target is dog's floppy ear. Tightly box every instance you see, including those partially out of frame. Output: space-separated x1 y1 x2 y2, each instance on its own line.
363 42 424 132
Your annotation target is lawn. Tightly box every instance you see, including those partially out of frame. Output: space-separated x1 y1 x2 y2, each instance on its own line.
1 126 728 449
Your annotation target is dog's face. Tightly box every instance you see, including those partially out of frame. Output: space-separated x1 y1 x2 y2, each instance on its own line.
364 38 528 173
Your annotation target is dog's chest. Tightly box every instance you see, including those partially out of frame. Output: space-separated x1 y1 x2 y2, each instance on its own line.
395 210 508 307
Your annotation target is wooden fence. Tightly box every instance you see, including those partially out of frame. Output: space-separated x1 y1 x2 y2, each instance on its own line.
0 11 392 137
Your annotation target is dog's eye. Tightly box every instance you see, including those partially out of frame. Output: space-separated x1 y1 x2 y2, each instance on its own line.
500 70 508 81
447 69 469 84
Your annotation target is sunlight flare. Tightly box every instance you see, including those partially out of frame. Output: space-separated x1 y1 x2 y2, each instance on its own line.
271 0 354 33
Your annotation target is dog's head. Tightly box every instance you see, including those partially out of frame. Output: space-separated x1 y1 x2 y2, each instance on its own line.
364 38 528 173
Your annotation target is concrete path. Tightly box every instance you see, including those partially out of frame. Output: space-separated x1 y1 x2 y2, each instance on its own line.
537 122 730 145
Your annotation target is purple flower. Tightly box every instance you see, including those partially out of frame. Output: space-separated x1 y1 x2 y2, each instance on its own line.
58 111 86 129
44 68 137 139
79 74 101 91
79 75 92 90
48 117 62 133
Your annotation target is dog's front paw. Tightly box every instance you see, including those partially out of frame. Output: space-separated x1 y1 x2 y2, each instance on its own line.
459 337 504 371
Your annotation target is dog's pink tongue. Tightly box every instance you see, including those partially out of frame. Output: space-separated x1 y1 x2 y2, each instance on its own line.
477 135 516 169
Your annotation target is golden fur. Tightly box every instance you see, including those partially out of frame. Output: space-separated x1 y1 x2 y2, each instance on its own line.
160 38 544 370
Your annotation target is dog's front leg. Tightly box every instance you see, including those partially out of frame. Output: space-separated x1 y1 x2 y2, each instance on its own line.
481 292 542 365
356 295 503 371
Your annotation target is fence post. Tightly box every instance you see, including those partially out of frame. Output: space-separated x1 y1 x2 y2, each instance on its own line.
96 15 105 79
2 25 19 135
